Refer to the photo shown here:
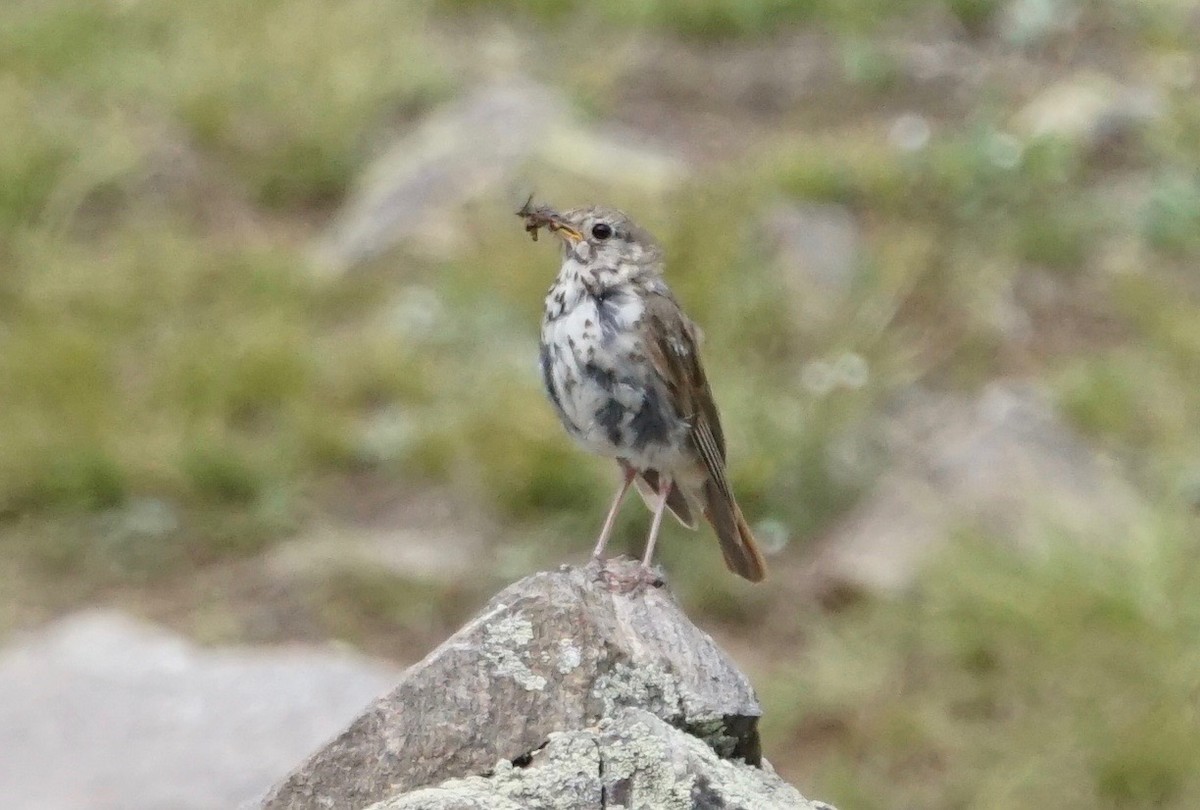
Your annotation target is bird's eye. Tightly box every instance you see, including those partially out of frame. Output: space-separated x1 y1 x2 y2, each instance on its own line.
591 223 613 240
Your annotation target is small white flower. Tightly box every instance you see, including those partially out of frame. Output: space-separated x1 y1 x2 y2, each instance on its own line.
889 113 931 153
834 352 870 389
985 132 1024 170
800 360 836 396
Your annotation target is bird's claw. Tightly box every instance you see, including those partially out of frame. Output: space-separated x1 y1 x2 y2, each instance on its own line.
591 557 664 592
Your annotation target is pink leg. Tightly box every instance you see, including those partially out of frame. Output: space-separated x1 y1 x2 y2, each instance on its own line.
592 466 636 560
640 478 672 571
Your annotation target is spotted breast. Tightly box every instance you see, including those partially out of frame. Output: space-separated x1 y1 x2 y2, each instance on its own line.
539 259 689 472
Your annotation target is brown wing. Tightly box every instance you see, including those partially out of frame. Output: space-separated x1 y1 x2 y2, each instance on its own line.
639 291 766 582
639 293 727 483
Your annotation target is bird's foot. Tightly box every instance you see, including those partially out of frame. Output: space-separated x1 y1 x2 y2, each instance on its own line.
591 556 665 592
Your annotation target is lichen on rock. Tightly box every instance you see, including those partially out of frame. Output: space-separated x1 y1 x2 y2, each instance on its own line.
260 561 832 810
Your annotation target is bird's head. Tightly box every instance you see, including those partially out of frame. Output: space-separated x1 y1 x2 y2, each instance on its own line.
518 199 663 270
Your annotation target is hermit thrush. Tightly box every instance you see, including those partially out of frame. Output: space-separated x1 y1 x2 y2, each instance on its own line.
517 198 766 583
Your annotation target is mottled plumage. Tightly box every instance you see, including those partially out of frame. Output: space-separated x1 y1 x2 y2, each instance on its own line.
519 200 766 583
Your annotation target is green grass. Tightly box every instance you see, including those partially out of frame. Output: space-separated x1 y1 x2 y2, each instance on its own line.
762 515 1200 808
0 0 447 214
432 0 1018 38
0 0 453 587
434 0 841 38
3 0 1200 807
1142 172 1200 256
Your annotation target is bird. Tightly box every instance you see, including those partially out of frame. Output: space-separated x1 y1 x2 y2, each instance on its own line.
517 198 766 584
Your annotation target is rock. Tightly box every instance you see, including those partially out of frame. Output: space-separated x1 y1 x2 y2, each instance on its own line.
810 382 1147 599
997 0 1081 47
314 79 686 272
260 559 831 809
0 611 397 810
268 486 492 585
763 202 862 327
265 521 487 586
1013 72 1162 161
369 708 822 810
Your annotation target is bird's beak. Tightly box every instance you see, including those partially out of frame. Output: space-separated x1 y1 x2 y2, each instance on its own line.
544 213 583 243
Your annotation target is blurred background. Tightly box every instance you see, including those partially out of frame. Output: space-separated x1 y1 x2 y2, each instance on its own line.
2 0 1200 807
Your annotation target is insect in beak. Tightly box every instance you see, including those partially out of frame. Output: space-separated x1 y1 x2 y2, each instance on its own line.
517 197 583 243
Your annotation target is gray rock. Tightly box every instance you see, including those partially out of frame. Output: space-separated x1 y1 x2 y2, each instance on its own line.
810 382 1147 598
315 79 685 272
262 560 825 809
998 0 1081 47
0 611 397 810
369 708 822 810
763 202 862 327
1013 72 1162 159
265 521 488 586
267 486 492 585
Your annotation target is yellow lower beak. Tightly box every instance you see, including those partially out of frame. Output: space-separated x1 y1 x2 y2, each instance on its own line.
551 223 583 243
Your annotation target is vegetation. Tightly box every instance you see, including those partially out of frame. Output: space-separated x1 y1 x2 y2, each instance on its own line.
2 0 1199 807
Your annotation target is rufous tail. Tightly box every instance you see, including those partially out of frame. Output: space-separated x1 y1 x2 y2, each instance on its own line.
702 478 767 582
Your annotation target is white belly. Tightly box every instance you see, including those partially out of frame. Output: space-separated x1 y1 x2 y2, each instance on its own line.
540 287 689 471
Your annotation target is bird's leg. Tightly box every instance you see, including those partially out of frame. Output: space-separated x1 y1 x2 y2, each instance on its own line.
638 478 672 582
592 465 636 561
